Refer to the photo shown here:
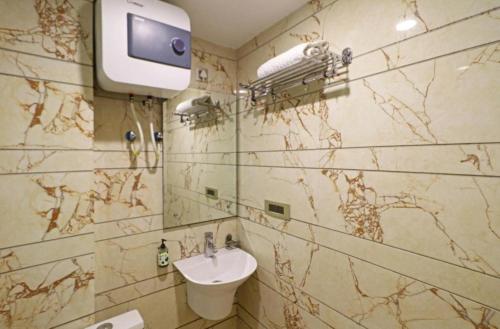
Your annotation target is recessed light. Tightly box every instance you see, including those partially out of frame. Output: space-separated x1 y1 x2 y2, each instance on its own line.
396 19 417 32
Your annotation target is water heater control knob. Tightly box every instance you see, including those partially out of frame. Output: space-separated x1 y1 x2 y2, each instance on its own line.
171 37 186 55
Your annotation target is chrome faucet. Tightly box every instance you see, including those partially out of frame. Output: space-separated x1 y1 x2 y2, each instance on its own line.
204 232 217 257
225 234 239 249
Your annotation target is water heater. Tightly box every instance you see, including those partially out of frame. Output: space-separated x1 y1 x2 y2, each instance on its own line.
96 0 191 98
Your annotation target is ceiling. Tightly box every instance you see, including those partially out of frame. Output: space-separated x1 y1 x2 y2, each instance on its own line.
166 0 309 49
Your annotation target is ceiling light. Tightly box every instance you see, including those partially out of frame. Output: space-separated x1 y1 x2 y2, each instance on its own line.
396 19 417 32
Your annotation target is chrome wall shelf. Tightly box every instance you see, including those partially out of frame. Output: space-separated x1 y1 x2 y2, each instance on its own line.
174 96 222 124
241 47 352 104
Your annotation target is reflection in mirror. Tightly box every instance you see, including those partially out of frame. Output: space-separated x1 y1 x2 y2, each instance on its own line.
163 88 237 228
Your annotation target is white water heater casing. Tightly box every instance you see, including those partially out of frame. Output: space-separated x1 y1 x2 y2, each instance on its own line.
96 0 191 98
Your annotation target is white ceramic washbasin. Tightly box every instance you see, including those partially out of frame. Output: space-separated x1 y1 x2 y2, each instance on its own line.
174 248 257 320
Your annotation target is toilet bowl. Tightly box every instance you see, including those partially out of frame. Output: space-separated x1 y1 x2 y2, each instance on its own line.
85 310 143 329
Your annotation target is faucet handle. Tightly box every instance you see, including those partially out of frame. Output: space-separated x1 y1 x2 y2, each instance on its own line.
225 234 239 249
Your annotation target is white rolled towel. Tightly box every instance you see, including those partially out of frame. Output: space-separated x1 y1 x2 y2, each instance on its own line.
257 40 329 79
175 96 211 116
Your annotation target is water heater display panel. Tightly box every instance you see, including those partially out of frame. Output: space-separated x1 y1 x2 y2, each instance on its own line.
127 13 191 69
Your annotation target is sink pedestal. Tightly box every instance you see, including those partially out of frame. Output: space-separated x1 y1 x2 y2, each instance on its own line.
186 279 240 320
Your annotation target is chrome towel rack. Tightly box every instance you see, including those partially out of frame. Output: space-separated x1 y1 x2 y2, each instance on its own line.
241 47 352 104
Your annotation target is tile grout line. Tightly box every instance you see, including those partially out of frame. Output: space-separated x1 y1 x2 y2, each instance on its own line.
176 314 238 329
0 232 94 252
95 216 238 242
0 46 93 67
95 282 186 314
162 141 500 155
235 315 256 329
0 169 95 176
95 269 179 296
95 213 164 224
0 252 94 275
0 71 93 88
191 46 237 63
165 161 500 179
237 303 271 329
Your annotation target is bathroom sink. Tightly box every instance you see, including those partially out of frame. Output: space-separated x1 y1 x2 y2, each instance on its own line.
174 247 257 320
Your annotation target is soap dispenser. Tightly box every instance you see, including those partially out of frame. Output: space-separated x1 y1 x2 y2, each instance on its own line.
157 239 169 267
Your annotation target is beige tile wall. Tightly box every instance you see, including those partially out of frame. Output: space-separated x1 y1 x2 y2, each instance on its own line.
1 1 499 329
0 1 237 329
0 1 95 328
235 1 500 329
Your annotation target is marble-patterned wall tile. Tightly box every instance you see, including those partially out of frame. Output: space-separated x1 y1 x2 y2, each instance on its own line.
95 215 163 241
0 234 93 274
95 151 163 170
248 266 367 329
238 219 500 329
0 150 93 174
0 171 94 248
190 49 237 95
0 0 93 65
0 49 93 86
238 276 335 329
0 254 94 329
239 165 500 277
94 168 162 223
238 206 500 312
237 305 267 329
167 152 237 166
349 11 500 83
193 37 237 61
238 144 500 177
95 271 183 311
0 75 93 149
166 119 237 154
95 218 237 293
51 315 96 329
236 0 336 58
